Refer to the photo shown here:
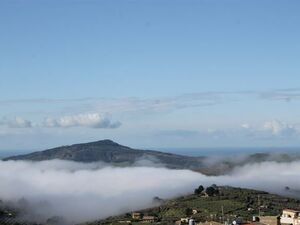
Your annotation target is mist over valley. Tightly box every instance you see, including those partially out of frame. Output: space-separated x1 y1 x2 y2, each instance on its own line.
1 140 300 224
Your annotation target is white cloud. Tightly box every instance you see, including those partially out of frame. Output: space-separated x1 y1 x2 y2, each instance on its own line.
1 160 300 223
0 113 121 130
259 88 300 102
241 123 251 129
263 120 298 136
240 120 299 139
0 160 202 223
0 117 32 128
43 113 121 129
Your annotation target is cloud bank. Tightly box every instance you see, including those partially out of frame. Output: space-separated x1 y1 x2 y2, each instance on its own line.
241 120 300 138
263 120 298 136
0 113 121 130
259 88 300 102
1 159 300 224
43 113 121 128
0 117 32 128
0 160 201 223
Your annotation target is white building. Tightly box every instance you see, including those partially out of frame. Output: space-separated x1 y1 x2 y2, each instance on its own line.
281 209 300 225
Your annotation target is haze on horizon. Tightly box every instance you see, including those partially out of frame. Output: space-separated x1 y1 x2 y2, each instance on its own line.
1 1 300 152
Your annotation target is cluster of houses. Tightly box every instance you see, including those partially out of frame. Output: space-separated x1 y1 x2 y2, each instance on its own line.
117 208 300 225
238 209 300 225
114 212 158 224
177 209 300 225
131 212 157 223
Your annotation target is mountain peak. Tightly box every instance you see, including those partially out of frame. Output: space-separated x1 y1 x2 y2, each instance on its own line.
88 139 121 146
3 140 205 171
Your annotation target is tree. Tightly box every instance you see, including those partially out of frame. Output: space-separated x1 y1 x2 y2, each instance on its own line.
206 186 216 197
205 185 220 197
185 208 193 216
194 185 204 195
198 185 204 193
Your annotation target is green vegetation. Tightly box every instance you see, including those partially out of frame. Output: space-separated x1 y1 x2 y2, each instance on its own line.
84 186 300 225
194 185 204 195
2 186 300 225
205 186 219 197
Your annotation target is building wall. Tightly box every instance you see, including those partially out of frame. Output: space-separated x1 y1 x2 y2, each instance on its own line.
281 210 300 225
259 216 280 225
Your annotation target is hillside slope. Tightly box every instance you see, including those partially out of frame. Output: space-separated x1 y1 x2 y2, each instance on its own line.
4 140 300 175
3 139 205 170
84 186 300 225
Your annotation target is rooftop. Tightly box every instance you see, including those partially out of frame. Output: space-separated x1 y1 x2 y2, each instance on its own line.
283 209 300 213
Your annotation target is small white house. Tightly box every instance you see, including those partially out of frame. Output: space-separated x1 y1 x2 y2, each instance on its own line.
281 209 300 225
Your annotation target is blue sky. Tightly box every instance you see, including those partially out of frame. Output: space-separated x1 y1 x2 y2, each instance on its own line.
0 0 300 151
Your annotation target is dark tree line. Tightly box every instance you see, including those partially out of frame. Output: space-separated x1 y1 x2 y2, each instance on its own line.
194 185 219 197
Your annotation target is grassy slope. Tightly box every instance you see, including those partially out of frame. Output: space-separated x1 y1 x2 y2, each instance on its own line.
84 186 300 225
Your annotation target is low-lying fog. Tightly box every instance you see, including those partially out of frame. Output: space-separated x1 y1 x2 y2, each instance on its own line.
0 159 300 224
